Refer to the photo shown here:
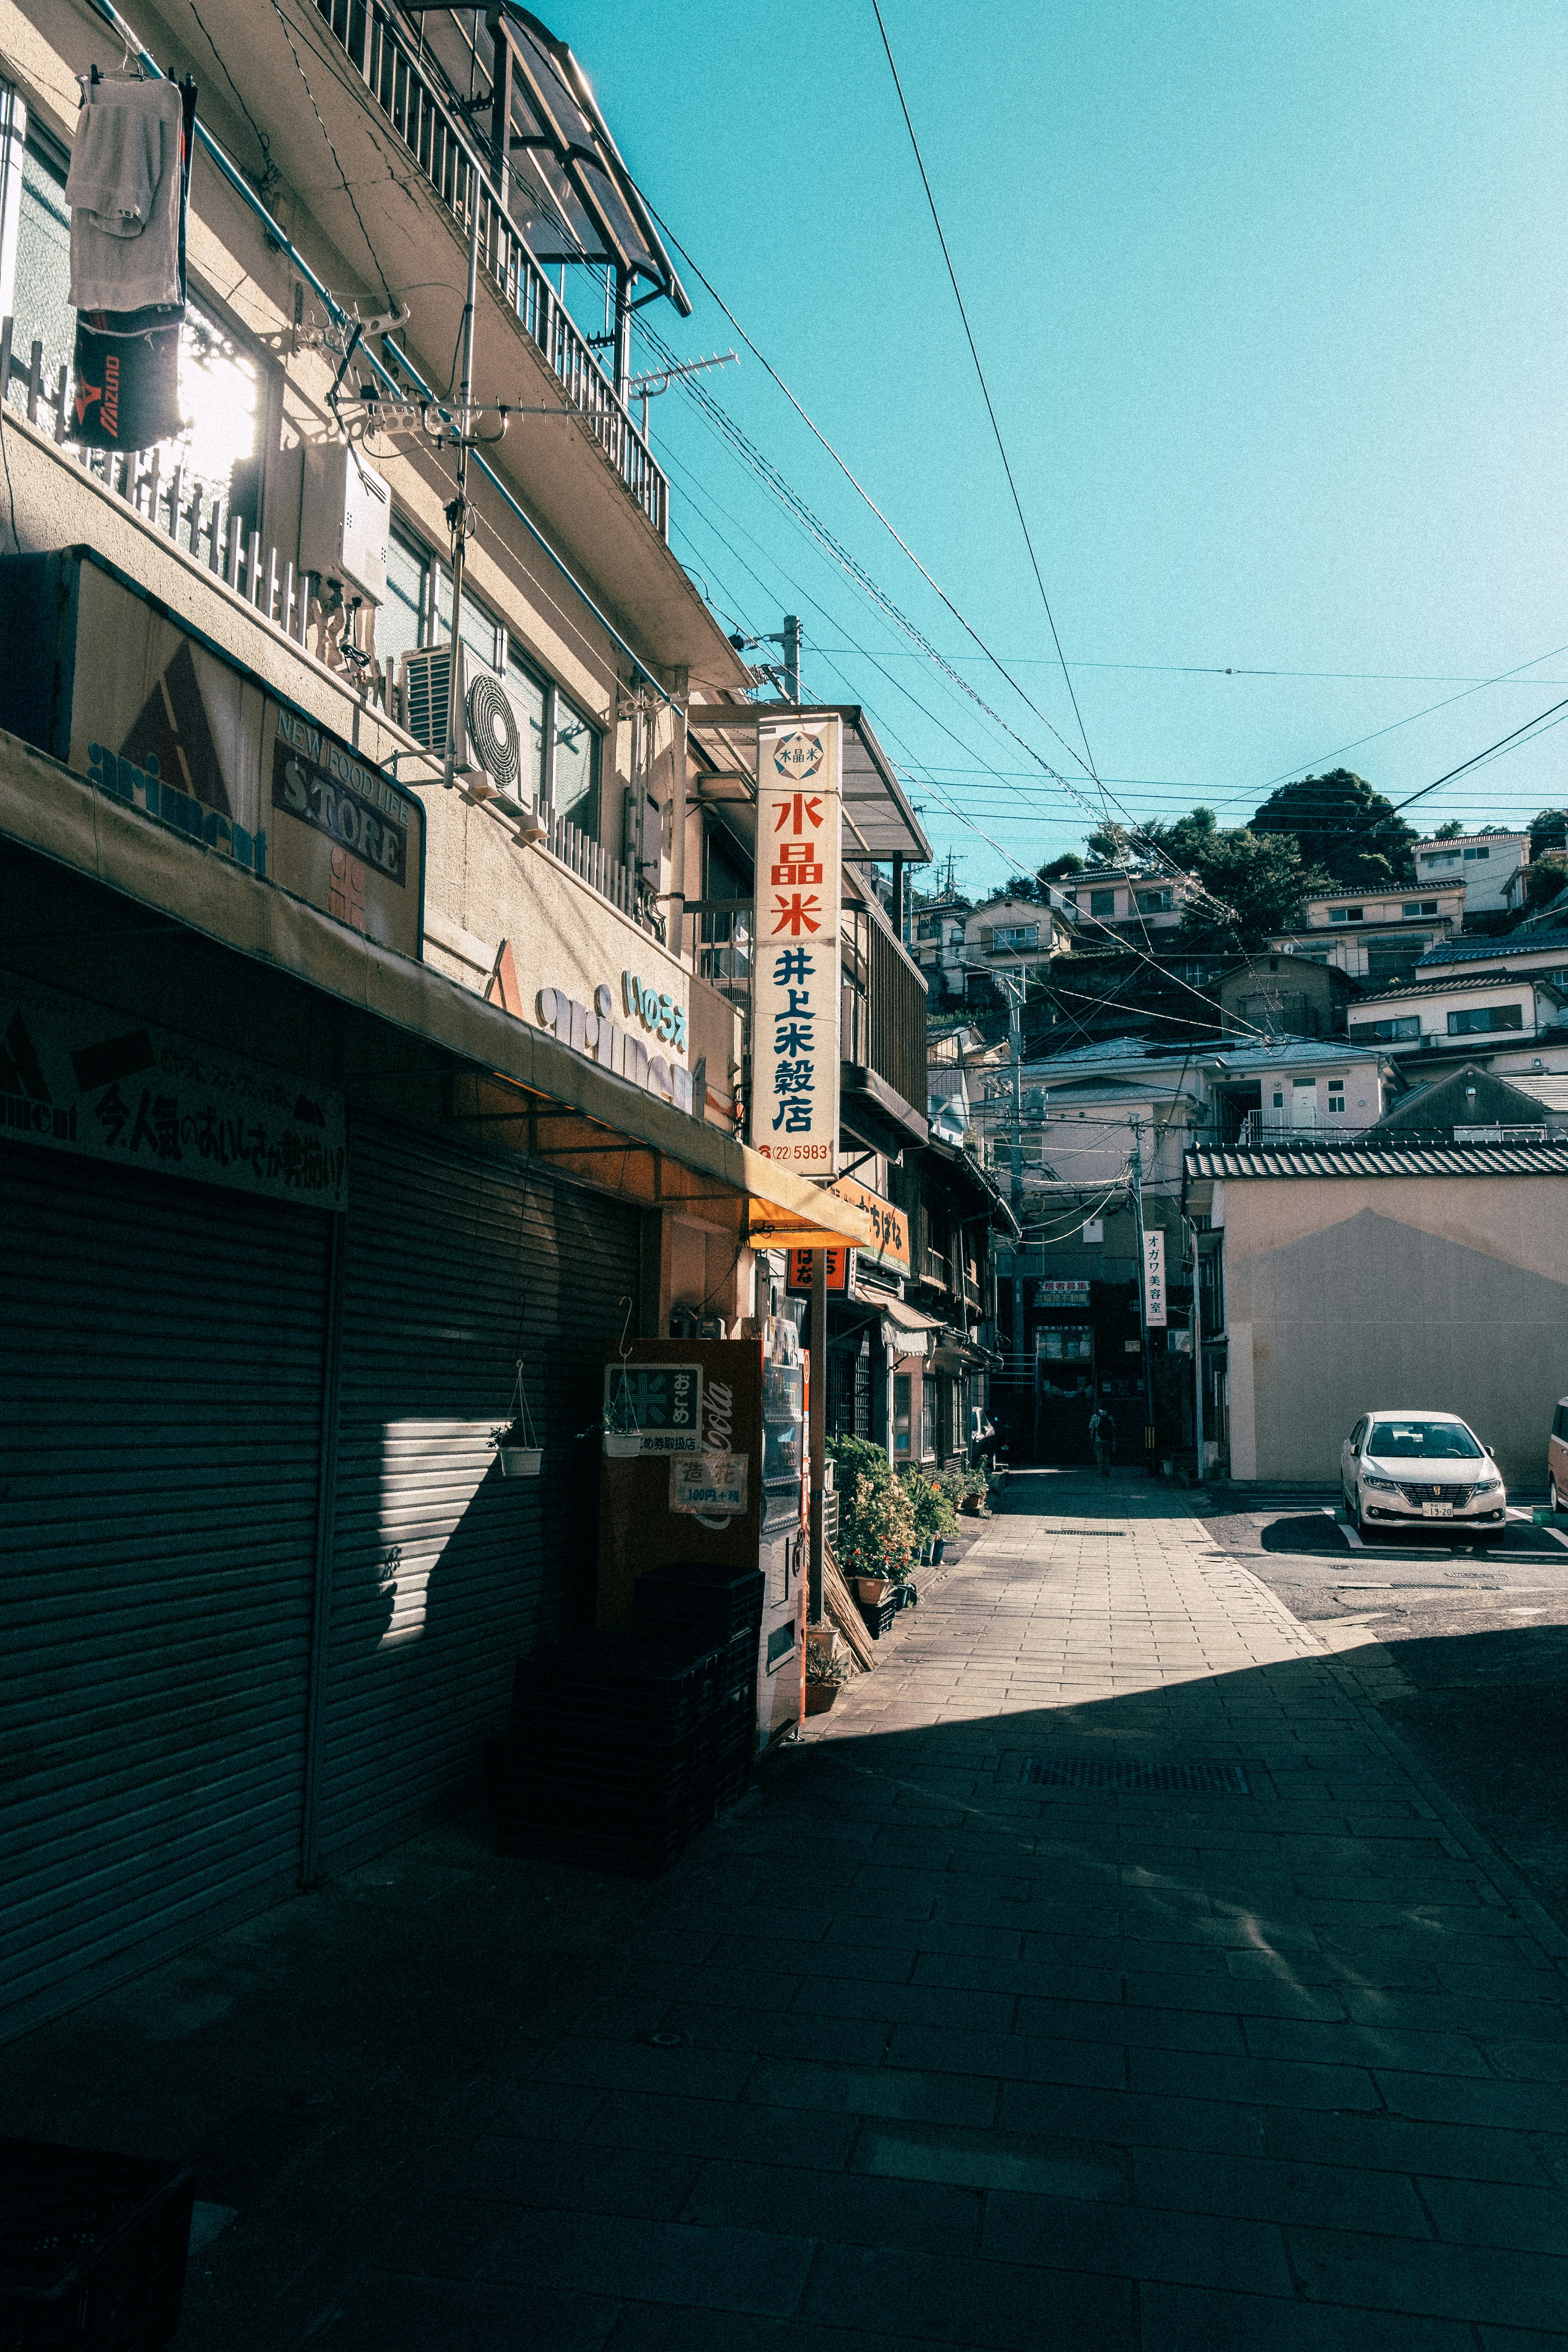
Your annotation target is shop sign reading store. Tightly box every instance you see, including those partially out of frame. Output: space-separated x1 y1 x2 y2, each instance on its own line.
748 716 842 1176
0 976 346 1206
0 548 423 958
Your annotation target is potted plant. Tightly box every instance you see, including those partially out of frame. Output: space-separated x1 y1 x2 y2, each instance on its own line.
603 1314 642 1459
491 1361 543 1477
804 1650 853 1714
830 1436 917 1594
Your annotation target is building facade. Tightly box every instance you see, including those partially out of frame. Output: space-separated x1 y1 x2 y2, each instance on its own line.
0 4 923 2038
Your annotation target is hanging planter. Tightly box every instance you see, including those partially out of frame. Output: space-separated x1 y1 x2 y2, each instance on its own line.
490 1359 543 1478
602 1299 643 1462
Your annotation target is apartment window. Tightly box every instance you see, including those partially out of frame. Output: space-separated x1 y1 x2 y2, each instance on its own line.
994 924 1038 949
1448 1005 1524 1036
1329 906 1364 924
506 639 600 831
1090 889 1116 918
893 1373 911 1458
1136 888 1172 913
1464 846 1490 861
1327 1082 1345 1114
1425 850 1461 867
1401 900 1439 917
379 522 432 673
920 1380 936 1459
917 915 942 940
1349 1016 1420 1043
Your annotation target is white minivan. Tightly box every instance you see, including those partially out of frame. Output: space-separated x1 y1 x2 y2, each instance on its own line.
1549 1399 1568 1517
1341 1410 1507 1542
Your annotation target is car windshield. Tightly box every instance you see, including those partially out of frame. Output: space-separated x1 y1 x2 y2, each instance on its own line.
1367 1419 1482 1460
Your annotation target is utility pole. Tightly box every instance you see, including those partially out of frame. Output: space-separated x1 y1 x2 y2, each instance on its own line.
1188 1215 1205 1474
727 616 802 702
1129 1120 1157 1477
808 1248 827 1626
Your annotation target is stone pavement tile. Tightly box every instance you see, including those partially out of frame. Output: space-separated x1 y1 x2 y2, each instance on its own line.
849 2116 1130 2200
427 2137 702 2219
911 1950 1127 2002
679 2154 983 2256
1241 2016 1494 2075
1136 2281 1476 2350
886 2019 1126 2088
660 2003 889 2067
743 2056 998 2126
1418 2174 1568 2255
1486 2041 1568 2082
822 1913 1025 1961
1345 1991 1568 2037
1013 1994 1245 2055
980 2189 1294 2294
1128 2051 1382 2126
528 2040 755 2102
466 2080 610 2142
710 1934 918 1986
1133 2144 1431 2234
478 2209 815 2318
581 2090 860 2173
1287 2222 1568 2332
600 2307 934 2352
788 1975 1014 2030
799 2242 1138 2350
1374 2072 1568 2132
1127 1968 1347 2021
296 2276 621 2351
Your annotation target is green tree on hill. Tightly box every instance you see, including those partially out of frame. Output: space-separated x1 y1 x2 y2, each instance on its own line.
1251 769 1416 889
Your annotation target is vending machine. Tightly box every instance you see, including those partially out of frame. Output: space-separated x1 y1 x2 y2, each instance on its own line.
596 1334 806 1751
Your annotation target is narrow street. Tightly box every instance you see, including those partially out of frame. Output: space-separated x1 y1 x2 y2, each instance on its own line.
8 1471 1568 2348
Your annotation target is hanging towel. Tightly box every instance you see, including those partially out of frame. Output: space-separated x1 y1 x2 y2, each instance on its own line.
68 77 183 312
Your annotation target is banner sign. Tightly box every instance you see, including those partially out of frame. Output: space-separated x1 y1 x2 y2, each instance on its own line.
1035 1279 1090 1303
827 1174 908 1270
785 1245 849 1293
603 1362 702 1453
749 715 842 1176
0 551 423 958
0 975 346 1206
670 1452 748 1517
1143 1229 1167 1328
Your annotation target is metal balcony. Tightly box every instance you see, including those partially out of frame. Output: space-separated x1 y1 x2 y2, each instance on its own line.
313 0 668 537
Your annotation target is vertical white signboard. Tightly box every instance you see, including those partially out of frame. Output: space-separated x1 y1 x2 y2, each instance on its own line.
1143 1228 1167 1328
750 715 842 1176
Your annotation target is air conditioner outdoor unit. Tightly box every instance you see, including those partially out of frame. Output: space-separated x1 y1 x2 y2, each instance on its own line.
399 645 546 838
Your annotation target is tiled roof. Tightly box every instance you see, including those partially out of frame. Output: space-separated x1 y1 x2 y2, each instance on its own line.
1418 929 1568 968
1349 968 1534 1004
1303 886 1459 905
1184 1140 1568 1179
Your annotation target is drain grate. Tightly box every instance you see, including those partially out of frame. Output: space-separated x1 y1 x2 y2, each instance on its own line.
1022 1759 1250 1794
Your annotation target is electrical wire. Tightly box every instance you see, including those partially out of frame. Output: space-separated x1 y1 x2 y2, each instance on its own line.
188 0 276 190
871 0 1101 802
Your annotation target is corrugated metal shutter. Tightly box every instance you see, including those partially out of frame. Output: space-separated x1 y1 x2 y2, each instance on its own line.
317 1118 641 1872
0 1141 330 2040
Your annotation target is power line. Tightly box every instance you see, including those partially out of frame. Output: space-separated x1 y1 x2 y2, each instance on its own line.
871 0 1100 798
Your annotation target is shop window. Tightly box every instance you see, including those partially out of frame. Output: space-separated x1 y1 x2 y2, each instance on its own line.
893 1372 911 1457
921 1380 936 1459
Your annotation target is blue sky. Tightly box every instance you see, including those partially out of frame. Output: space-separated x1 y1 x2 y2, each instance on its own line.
555 0 1568 897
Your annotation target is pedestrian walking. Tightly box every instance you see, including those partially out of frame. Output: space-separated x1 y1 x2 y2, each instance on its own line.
1089 1403 1117 1478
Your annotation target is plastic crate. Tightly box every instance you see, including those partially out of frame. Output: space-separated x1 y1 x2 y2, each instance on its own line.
633 1563 764 1646
857 1596 898 1641
0 2140 194 2352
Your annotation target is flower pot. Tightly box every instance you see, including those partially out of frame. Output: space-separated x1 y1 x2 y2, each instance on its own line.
931 1539 946 1564
894 1582 918 1610
960 1496 981 1516
603 1430 641 1460
1160 1457 1174 1477
499 1446 543 1478
855 1577 893 1606
804 1682 840 1714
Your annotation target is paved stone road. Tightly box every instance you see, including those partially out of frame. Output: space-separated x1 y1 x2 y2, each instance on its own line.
13 1468 1568 2348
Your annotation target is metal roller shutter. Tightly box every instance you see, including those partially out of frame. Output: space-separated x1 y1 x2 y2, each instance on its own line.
0 1141 330 2041
317 1118 641 1871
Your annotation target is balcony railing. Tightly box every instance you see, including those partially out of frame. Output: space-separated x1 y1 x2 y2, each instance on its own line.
313 0 668 537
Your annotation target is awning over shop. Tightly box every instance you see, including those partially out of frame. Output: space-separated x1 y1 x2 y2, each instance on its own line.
0 730 877 1252
881 1296 944 1359
686 702 933 866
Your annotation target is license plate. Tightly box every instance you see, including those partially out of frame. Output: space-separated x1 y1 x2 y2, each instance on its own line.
1421 1501 1454 1518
